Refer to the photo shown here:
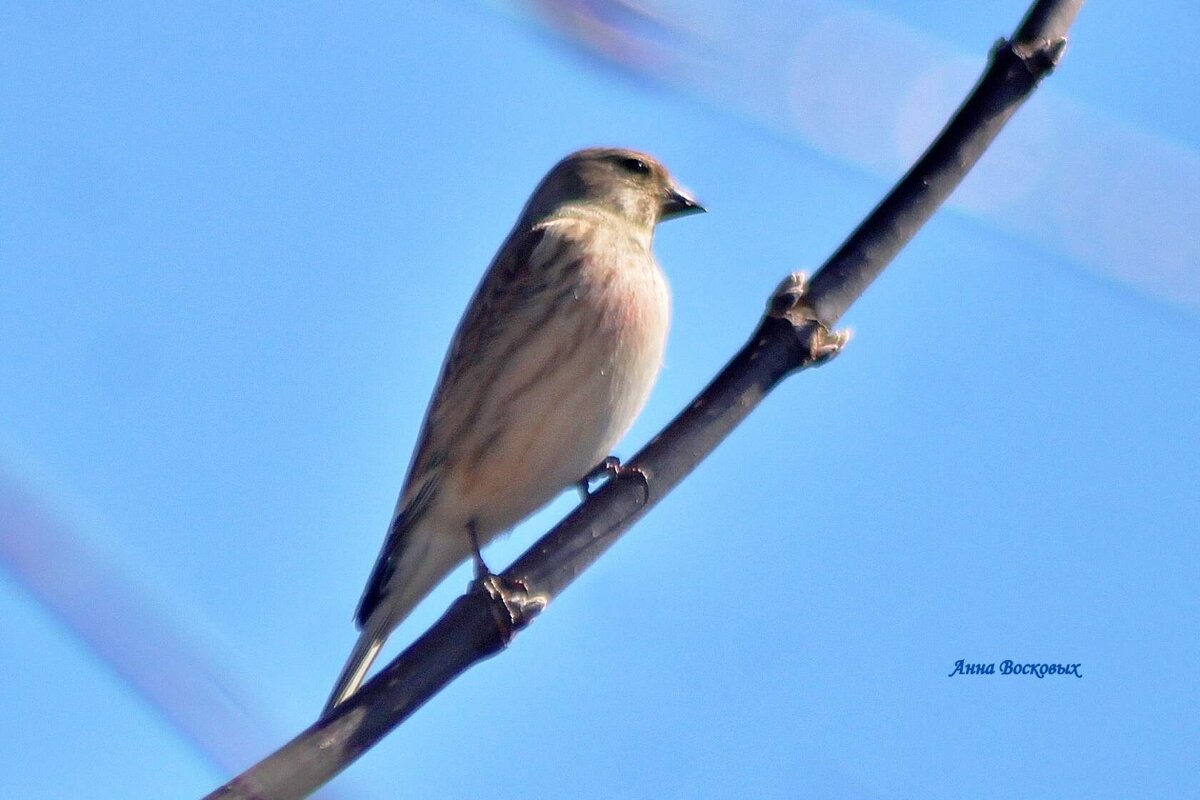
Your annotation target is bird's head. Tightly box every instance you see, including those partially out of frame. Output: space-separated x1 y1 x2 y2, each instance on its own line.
523 147 704 230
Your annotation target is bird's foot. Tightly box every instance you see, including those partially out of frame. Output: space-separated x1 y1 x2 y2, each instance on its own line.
475 572 547 638
576 455 649 504
577 455 620 499
465 520 544 634
467 520 491 582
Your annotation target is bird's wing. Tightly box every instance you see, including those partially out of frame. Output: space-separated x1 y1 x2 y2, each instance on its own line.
353 219 582 628
353 474 439 628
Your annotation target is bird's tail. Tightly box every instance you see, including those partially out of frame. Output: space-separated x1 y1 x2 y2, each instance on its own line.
322 623 388 716
322 516 468 717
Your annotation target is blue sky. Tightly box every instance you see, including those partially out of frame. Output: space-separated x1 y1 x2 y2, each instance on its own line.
1 2 1197 798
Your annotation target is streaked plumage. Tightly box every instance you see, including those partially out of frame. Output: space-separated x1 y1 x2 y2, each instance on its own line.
324 147 703 714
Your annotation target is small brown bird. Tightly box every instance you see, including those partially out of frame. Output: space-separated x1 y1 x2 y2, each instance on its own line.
324 147 703 714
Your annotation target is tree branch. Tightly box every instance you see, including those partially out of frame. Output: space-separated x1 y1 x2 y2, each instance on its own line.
203 1 1083 797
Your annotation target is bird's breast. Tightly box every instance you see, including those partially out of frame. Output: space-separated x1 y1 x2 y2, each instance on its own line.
451 226 670 535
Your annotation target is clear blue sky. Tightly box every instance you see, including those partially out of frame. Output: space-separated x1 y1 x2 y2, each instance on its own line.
2 2 1197 798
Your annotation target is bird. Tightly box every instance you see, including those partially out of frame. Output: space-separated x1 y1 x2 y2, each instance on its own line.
323 147 704 715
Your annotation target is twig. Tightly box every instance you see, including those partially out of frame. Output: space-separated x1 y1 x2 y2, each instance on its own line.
203 1 1082 797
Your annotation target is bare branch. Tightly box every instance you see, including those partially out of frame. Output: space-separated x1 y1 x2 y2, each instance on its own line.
805 1 1078 325
203 2 1083 797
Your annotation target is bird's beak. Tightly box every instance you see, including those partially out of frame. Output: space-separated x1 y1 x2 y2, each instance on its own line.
661 183 705 220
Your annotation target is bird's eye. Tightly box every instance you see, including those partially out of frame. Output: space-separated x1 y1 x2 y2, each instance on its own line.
618 157 651 175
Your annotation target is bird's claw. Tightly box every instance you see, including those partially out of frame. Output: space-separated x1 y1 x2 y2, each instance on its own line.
577 455 649 504
577 455 621 499
475 573 546 637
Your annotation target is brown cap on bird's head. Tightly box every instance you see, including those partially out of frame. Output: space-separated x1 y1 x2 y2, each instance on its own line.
520 147 704 229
